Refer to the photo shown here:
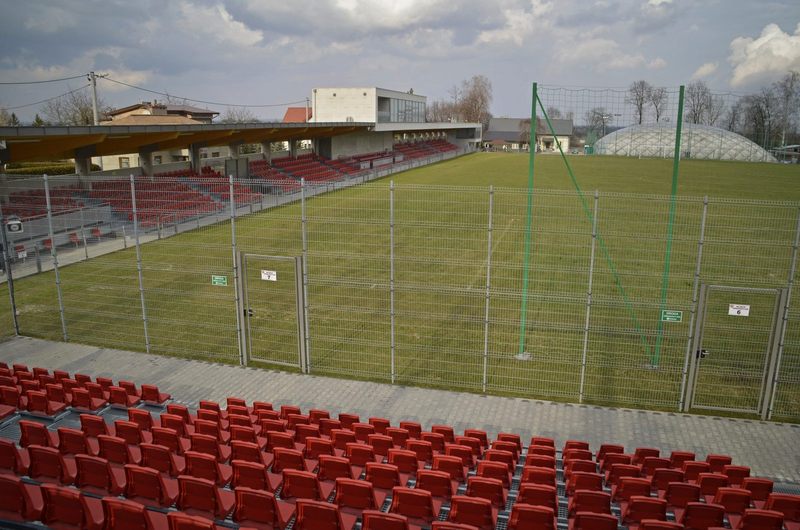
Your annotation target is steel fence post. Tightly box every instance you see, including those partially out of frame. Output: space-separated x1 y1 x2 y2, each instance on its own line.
43 175 68 342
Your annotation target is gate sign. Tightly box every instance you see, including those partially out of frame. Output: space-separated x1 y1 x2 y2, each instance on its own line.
728 304 750 317
211 275 228 286
661 310 683 322
261 270 277 281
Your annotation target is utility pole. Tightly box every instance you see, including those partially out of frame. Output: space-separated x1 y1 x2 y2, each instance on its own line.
88 71 99 125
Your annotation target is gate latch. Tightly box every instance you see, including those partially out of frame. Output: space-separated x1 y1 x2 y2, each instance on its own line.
245 308 254 317
696 348 708 359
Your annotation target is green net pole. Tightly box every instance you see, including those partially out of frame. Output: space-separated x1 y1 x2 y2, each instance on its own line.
652 85 685 366
518 82 537 357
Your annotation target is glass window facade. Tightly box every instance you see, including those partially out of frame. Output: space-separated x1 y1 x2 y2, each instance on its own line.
378 96 425 123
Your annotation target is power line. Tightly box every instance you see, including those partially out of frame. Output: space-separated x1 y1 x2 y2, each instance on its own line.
102 76 307 108
2 84 91 111
0 74 88 85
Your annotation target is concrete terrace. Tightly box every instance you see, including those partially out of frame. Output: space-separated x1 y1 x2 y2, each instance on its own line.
1 335 798 485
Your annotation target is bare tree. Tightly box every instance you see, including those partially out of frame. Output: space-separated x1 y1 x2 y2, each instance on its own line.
586 107 614 136
627 80 651 124
545 106 562 119
426 99 457 122
707 94 725 126
519 118 532 144
724 99 745 132
458 75 493 129
742 88 780 148
220 106 259 123
775 70 800 146
685 81 711 124
648 87 668 123
41 87 107 125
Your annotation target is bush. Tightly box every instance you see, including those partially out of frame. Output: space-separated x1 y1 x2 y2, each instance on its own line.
4 163 77 175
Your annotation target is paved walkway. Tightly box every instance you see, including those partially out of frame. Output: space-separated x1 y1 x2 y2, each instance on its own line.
2 336 798 484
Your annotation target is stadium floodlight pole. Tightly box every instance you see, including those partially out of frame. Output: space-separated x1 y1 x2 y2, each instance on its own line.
652 85 685 367
517 82 537 358
0 201 20 335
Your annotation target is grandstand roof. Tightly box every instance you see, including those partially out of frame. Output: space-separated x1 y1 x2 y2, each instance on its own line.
0 122 371 163
100 115 203 126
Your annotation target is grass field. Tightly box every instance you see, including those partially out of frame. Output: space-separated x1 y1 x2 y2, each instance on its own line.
2 152 799 420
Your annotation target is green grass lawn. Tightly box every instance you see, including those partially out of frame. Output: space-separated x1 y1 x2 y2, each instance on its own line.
2 153 799 420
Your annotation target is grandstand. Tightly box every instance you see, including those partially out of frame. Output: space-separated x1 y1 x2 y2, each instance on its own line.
0 341 797 530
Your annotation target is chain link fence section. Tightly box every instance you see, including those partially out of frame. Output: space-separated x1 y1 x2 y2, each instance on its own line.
2 173 799 420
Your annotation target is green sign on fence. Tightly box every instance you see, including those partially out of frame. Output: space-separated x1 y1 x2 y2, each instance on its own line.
211 275 228 287
661 310 683 322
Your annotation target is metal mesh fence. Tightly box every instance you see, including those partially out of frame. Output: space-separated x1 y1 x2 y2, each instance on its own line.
1 167 798 420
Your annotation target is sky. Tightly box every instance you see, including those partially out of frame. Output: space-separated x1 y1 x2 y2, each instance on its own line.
0 0 798 122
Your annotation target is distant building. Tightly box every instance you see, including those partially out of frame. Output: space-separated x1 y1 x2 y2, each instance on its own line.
98 102 226 170
483 117 573 152
310 87 426 124
282 107 312 123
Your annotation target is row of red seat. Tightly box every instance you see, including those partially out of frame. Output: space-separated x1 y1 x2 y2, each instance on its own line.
1 363 797 530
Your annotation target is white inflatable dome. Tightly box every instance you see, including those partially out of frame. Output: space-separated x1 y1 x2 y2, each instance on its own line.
593 123 777 163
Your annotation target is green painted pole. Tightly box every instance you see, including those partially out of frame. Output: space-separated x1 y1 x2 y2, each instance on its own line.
518 82 537 357
653 85 685 367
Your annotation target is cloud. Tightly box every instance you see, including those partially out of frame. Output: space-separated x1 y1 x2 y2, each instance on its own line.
729 23 800 87
692 62 718 79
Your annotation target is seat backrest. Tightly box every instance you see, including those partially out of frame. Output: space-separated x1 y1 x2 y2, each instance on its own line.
294 498 343 529
125 464 168 505
386 427 410 448
365 462 401 489
230 425 257 444
390 486 435 520
652 468 684 491
765 493 800 520
714 486 751 514
681 502 725 528
739 508 787 530
399 421 422 439
185 451 220 483
483 449 513 472
641 456 671 476
28 445 66 482
352 423 375 443
607 463 641 485
282 469 321 501
569 490 612 516
286 413 310 430
98 435 130 465
295 424 321 444
368 417 391 434
318 455 353 482
613 477 652 502
597 443 625 462
431 424 455 443
57 427 88 455
74 454 111 491
166 404 192 424
233 487 281 526
266 431 295 452
159 414 187 436
517 483 558 510
102 497 150 530
345 442 376 466
624 496 667 523
232 460 268 491
564 448 593 463
41 483 84 527
697 472 729 495
338 413 359 430
177 475 217 513
152 427 183 454
669 450 695 469
564 440 590 452
334 477 378 509
477 460 511 487
432 454 466 481
567 471 604 494
190 433 220 458
141 443 174 475
664 482 701 507
0 474 34 517
723 464 751 486
466 476 506 507
420 431 446 452
682 461 711 481
639 521 685 530
114 420 143 445
521 466 556 487
446 444 475 467
280 405 301 419
455 436 482 457
80 414 109 438
361 509 409 530
741 477 773 501
416 469 454 499
406 439 434 463
308 408 330 424
193 419 222 441
601 452 632 472
19 420 51 448
331 429 356 450
572 511 619 530
526 454 557 469
128 409 153 431
318 418 341 437
449 495 494 528
633 447 661 464
388 448 419 474
508 504 556 530
705 454 733 473
0 439 22 474
305 437 334 459
272 447 306 473
230 440 261 463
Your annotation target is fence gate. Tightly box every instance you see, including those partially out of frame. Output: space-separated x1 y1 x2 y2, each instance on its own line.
685 285 787 419
239 254 307 371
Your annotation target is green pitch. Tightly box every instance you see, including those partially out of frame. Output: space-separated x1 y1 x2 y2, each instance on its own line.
1 153 798 418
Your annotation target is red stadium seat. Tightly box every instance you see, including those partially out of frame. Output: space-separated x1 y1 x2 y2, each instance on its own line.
184 450 232 487
19 419 59 448
735 508 786 530
334 477 383 526
294 498 345 530
741 477 773 509
318 455 354 498
98 434 141 466
141 442 186 477
152 426 190 456
141 384 171 405
622 496 667 530
390 486 440 528
58 427 99 457
28 444 76 485
508 503 557 530
232 486 294 530
0 474 43 522
102 497 169 530
571 511 619 530
74 453 125 496
361 509 410 530
176 475 235 520
40 483 103 530
680 502 725 530
448 495 496 530
124 464 178 508
0 438 30 475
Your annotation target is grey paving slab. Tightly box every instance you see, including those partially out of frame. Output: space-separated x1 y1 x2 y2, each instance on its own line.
2 335 799 484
